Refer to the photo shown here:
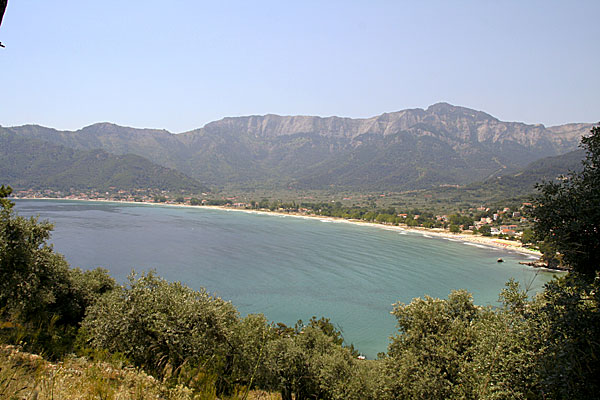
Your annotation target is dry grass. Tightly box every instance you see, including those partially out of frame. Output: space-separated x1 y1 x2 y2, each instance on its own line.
0 345 280 400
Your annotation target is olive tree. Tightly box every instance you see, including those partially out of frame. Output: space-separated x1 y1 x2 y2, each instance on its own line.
380 290 480 400
81 271 238 383
535 274 600 399
263 318 373 400
1 185 116 357
0 185 82 325
469 280 545 399
532 126 600 276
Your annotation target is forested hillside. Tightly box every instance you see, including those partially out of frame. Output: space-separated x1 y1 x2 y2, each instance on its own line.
474 149 584 192
0 132 206 192
3 103 592 191
0 127 599 399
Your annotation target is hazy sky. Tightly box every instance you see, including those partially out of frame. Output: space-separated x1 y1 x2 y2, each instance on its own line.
0 1 598 132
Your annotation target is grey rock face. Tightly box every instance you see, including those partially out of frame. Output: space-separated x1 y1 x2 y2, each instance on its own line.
3 103 595 190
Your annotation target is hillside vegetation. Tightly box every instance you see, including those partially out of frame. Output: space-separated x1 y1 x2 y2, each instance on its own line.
0 345 279 400
0 126 599 399
0 132 206 192
415 149 587 204
2 103 592 191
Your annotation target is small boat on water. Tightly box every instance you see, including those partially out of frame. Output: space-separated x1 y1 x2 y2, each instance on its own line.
497 258 504 263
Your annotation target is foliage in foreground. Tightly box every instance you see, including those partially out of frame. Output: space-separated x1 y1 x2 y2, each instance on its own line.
532 126 600 276
81 271 239 392
1 123 599 400
381 277 599 399
0 344 280 400
0 184 116 358
79 271 368 399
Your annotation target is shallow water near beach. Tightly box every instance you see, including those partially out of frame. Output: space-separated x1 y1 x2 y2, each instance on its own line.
15 199 558 358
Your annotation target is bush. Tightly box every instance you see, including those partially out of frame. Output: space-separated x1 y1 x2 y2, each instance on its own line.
468 280 544 399
381 290 479 399
532 126 600 276
0 185 116 357
536 274 600 398
264 323 370 400
81 271 238 382
0 185 73 325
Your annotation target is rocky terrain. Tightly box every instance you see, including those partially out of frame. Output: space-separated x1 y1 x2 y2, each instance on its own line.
2 103 594 191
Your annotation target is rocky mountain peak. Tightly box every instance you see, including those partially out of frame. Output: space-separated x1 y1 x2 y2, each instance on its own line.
3 104 594 192
80 122 123 134
193 103 508 141
426 102 497 122
79 122 172 137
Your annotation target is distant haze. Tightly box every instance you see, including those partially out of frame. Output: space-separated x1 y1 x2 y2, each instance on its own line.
1 103 594 192
0 2 598 132
14 199 556 358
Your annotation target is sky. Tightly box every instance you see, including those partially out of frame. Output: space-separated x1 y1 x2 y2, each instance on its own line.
0 1 598 133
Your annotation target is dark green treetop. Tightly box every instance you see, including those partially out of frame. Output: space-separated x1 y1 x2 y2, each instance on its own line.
0 184 12 210
532 126 600 277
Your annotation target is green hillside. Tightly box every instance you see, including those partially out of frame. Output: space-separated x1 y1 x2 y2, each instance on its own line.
0 132 206 192
414 149 587 206
4 104 591 191
472 149 585 195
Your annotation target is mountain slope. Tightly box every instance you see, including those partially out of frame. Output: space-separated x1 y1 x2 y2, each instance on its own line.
423 149 587 204
473 148 586 195
3 103 594 191
0 132 206 192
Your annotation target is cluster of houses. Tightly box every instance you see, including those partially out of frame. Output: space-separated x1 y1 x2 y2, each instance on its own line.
467 204 532 237
10 189 533 239
11 188 176 203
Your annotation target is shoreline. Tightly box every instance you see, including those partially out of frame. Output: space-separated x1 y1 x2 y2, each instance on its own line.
13 196 544 259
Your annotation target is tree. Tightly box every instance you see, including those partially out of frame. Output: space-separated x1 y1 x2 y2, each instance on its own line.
363 211 377 221
0 185 116 357
532 126 600 277
449 213 474 228
381 290 480 399
379 284 555 399
0 185 73 324
478 224 492 236
258 198 270 209
81 271 238 383
534 274 600 398
520 228 535 245
468 280 545 399
228 313 276 392
264 321 370 400
0 185 12 210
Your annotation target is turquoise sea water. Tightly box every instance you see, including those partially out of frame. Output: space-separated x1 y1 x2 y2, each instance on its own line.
14 199 558 358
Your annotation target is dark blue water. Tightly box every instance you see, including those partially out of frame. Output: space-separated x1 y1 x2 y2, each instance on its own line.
14 199 557 358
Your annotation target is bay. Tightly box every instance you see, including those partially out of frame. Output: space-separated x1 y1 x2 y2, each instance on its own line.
14 199 557 358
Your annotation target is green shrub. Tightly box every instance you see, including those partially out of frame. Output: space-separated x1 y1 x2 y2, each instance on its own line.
536 274 600 398
263 319 371 400
381 290 480 399
1 186 116 357
81 271 238 382
0 185 73 325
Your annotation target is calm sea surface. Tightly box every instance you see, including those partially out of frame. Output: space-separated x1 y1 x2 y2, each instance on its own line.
14 199 557 358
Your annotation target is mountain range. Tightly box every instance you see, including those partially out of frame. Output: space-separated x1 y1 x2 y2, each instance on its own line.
0 103 595 193
0 132 206 192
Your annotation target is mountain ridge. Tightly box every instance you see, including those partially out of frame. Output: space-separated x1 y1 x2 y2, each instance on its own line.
11 102 587 136
2 103 595 191
0 132 206 192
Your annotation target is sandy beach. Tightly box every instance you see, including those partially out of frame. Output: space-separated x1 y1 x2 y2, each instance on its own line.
215 208 542 257
14 196 542 259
